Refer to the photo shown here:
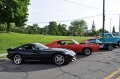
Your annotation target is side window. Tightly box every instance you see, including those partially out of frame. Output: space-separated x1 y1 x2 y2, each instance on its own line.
105 34 112 38
59 41 67 45
24 45 32 50
20 45 35 50
60 40 74 45
89 39 96 43
108 34 112 38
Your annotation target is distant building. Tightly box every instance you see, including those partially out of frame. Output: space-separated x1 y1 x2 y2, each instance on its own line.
91 20 96 31
84 20 96 36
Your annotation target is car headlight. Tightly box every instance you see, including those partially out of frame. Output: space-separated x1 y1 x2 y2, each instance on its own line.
65 50 76 56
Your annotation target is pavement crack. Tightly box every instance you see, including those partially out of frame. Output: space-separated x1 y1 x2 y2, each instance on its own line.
81 59 112 66
24 72 28 79
112 58 120 64
53 72 65 79
58 67 81 79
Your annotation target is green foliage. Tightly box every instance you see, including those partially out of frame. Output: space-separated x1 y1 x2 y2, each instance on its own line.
89 28 109 36
89 30 100 36
69 19 86 36
58 24 67 36
48 21 60 35
0 33 90 53
0 24 6 31
98 28 109 33
0 0 30 32
14 0 30 27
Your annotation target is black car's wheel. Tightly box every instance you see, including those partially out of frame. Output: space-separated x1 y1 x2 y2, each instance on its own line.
108 45 113 51
13 54 23 65
83 48 92 56
53 54 65 66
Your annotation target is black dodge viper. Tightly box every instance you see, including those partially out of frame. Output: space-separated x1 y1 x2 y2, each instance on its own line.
7 43 76 66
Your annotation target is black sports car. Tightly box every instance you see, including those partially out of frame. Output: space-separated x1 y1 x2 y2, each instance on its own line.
86 38 116 51
7 43 76 66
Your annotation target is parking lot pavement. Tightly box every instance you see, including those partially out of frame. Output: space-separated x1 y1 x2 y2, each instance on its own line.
0 48 120 79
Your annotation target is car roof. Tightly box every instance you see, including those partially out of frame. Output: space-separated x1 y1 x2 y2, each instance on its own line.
56 39 74 41
32 43 41 45
22 43 42 46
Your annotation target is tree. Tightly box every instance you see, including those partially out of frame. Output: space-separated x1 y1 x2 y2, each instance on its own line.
112 26 115 33
58 24 67 36
0 24 6 31
89 30 99 36
32 24 39 34
97 28 109 36
48 21 60 35
0 0 30 32
14 0 30 27
25 24 41 34
69 20 86 36
41 25 49 35
98 29 109 33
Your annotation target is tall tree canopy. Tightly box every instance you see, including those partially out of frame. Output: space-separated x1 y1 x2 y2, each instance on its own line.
48 21 60 35
69 20 86 36
58 24 67 36
0 0 30 32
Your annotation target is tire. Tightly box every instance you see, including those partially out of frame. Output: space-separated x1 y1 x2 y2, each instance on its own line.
107 45 113 51
13 54 23 65
53 54 65 66
117 41 120 47
83 48 92 56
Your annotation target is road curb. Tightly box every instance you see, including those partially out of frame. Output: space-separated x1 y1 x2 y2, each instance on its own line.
0 53 7 58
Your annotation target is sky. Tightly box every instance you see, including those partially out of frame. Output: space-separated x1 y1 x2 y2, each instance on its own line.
27 0 120 32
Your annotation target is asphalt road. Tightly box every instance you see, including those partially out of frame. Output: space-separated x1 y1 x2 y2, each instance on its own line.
0 48 120 79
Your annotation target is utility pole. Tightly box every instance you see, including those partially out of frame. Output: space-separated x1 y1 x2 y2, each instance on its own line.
119 14 120 35
102 0 105 38
110 19 112 33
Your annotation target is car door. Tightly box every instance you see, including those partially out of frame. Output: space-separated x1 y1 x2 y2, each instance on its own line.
60 40 79 52
104 34 113 42
19 44 42 60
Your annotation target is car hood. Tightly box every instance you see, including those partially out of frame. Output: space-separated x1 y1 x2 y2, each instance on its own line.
48 48 76 56
114 36 120 38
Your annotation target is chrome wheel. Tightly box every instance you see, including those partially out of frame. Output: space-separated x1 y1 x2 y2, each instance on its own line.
54 55 65 66
14 54 22 65
83 48 92 56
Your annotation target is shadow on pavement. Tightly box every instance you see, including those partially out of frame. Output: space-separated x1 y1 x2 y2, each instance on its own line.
0 54 87 72
0 60 59 72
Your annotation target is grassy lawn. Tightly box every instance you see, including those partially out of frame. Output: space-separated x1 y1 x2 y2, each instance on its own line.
0 32 90 54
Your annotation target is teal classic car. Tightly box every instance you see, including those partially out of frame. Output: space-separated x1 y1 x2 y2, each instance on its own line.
99 33 119 46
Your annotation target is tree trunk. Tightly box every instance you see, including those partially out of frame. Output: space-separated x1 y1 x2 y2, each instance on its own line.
6 21 10 32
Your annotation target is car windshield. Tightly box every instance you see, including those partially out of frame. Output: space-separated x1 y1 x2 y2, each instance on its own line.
71 39 79 44
96 39 102 43
34 43 49 50
89 39 102 43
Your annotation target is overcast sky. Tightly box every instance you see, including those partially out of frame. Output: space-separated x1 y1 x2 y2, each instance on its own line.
27 0 120 32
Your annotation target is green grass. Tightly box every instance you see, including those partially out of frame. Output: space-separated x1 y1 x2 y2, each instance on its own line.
0 32 90 54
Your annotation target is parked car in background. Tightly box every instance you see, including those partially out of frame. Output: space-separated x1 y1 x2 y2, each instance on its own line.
99 33 120 46
7 43 76 66
83 38 116 51
46 39 100 56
